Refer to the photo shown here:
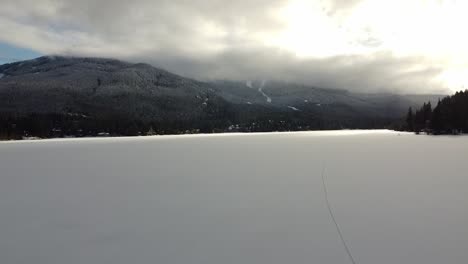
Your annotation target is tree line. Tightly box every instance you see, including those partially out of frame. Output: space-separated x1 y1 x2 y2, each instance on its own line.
405 90 468 134
0 110 395 140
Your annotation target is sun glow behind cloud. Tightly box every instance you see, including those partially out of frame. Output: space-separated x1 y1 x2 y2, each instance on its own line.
271 0 349 57
272 0 468 91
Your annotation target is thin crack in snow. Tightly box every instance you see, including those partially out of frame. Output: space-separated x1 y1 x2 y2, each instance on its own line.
321 165 358 264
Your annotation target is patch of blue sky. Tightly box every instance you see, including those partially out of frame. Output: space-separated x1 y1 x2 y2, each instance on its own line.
0 42 41 65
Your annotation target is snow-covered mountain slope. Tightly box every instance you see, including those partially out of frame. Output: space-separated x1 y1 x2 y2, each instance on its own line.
258 80 272 103
0 56 444 131
0 56 226 121
213 80 442 118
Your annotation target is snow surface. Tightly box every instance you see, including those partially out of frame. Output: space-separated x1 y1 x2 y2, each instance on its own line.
1 130 468 264
246 80 272 103
288 106 300 111
258 80 272 103
0 73 4 79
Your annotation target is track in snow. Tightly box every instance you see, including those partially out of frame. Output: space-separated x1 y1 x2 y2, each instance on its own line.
321 165 358 264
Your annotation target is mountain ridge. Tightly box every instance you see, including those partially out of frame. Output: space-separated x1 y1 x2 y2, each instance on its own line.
0 56 445 138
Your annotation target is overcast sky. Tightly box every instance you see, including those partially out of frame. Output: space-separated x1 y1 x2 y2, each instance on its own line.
1 0 467 94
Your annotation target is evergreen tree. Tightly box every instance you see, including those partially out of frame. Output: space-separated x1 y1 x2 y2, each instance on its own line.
407 90 468 134
406 107 414 131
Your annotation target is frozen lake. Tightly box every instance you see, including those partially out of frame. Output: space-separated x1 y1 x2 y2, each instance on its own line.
1 130 467 264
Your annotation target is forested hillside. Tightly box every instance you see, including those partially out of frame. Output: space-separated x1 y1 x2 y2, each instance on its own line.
0 56 443 140
405 90 468 134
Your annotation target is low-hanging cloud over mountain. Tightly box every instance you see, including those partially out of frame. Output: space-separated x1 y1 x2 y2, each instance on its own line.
1 0 466 94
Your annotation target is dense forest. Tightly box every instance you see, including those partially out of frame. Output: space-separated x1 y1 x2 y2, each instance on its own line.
0 110 393 140
405 90 468 134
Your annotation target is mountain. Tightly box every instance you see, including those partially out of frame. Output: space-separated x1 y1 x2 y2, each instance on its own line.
213 80 442 118
0 56 225 120
0 56 444 139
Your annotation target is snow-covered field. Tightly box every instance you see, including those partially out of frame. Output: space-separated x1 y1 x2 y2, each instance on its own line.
1 130 467 264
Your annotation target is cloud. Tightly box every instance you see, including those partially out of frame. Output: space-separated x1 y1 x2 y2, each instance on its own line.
325 0 365 15
0 0 460 94
146 49 445 94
